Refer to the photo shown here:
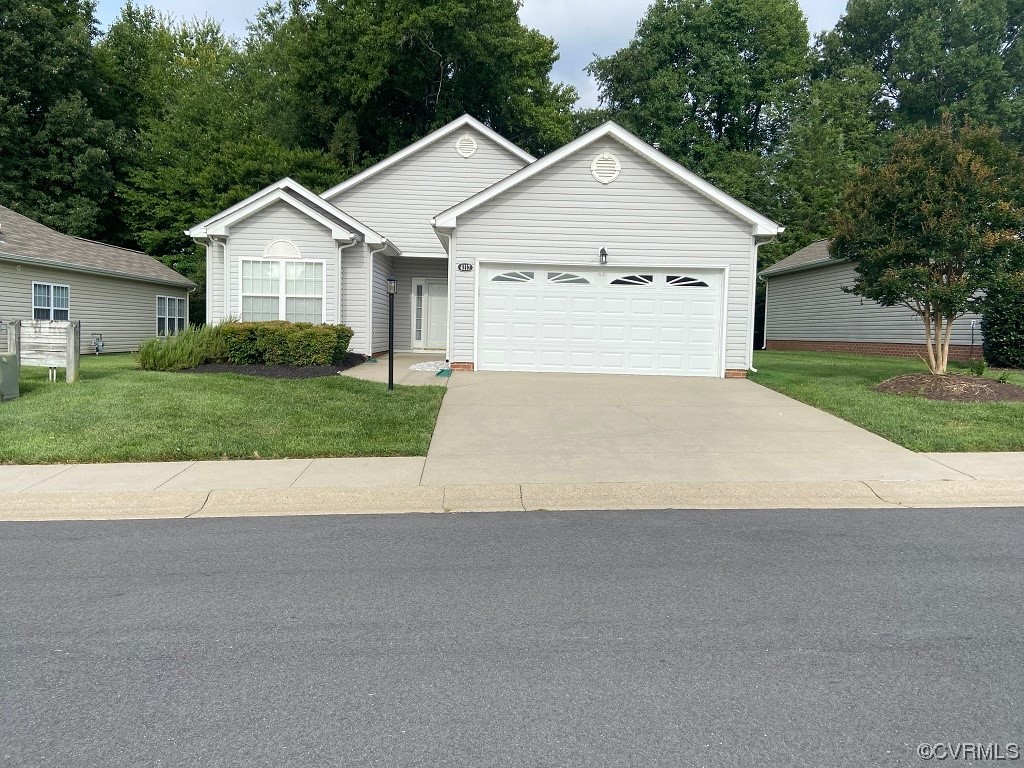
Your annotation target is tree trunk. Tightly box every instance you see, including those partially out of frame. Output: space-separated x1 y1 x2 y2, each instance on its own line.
921 305 940 374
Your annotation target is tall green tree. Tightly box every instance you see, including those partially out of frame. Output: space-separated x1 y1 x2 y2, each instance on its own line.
831 120 1024 374
0 0 122 237
109 10 343 321
588 0 809 170
253 0 577 165
821 0 1024 135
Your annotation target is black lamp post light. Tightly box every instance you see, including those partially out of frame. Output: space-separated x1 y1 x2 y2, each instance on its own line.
387 275 397 391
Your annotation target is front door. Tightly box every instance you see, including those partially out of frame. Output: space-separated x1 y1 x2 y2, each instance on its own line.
425 280 448 350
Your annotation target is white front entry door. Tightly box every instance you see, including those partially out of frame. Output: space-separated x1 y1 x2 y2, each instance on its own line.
477 265 724 376
425 280 448 350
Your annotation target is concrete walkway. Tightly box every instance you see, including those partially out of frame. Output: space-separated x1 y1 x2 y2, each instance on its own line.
2 370 1023 520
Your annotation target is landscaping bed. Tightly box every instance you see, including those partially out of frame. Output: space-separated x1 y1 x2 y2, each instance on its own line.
750 351 1024 452
0 354 445 464
875 373 1024 402
182 353 368 379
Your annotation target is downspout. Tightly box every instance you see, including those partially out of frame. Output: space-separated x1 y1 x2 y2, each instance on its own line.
435 229 454 364
337 237 362 327
367 239 392 355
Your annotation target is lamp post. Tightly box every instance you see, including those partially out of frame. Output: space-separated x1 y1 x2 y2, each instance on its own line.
387 276 397 391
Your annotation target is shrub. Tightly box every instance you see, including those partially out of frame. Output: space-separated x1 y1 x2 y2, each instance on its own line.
982 273 1024 369
138 325 227 371
219 321 354 366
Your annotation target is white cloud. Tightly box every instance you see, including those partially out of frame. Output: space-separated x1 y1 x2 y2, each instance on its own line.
94 0 849 106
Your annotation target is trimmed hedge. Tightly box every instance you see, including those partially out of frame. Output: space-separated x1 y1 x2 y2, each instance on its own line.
982 274 1024 368
220 321 354 366
138 325 228 371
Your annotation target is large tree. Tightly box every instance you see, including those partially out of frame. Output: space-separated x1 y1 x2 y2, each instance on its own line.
0 0 122 237
821 0 1024 136
587 0 809 169
831 120 1024 374
252 0 577 165
107 9 343 322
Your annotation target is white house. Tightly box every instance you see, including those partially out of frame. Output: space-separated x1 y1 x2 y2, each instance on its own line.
188 115 782 378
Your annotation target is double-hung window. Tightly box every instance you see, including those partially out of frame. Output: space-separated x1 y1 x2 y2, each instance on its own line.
32 283 70 321
241 260 324 322
157 296 187 336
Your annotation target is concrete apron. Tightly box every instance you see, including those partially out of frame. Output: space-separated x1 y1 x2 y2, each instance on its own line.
421 371 973 485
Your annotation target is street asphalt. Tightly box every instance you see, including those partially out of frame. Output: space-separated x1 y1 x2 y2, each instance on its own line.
2 508 1022 767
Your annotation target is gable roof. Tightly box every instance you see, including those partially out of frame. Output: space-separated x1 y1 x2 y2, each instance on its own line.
321 114 536 200
0 205 194 288
759 240 838 278
185 178 394 251
431 122 784 238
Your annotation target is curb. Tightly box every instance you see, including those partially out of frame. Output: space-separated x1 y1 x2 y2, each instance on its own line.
2 480 1023 522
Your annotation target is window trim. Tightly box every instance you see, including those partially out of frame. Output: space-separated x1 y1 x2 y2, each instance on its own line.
156 295 188 336
239 258 327 323
32 281 70 321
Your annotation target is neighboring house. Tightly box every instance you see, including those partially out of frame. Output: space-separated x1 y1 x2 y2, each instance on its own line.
760 240 984 360
0 205 195 354
189 115 783 377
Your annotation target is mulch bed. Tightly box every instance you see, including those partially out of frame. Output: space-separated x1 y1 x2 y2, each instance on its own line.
181 353 369 380
875 373 1024 402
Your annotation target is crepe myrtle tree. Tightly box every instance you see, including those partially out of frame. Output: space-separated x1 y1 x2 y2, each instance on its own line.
830 119 1024 374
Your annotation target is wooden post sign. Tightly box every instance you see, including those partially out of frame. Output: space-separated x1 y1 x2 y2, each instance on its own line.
19 320 81 383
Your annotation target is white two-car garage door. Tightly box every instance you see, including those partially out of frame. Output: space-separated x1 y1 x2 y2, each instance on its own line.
478 264 724 376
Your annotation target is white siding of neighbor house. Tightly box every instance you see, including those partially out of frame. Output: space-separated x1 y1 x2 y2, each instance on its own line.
224 200 339 323
448 138 758 370
370 251 394 353
391 256 448 351
340 242 370 354
0 261 188 354
765 261 983 347
326 127 529 256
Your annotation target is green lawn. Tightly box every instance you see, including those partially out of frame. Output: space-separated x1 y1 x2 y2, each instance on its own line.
750 351 1024 452
0 354 446 464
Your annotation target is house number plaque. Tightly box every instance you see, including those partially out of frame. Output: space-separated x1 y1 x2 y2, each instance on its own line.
457 263 473 272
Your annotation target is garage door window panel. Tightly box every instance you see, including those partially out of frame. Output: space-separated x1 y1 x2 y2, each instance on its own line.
491 271 535 283
547 272 590 284
667 275 711 288
610 274 654 286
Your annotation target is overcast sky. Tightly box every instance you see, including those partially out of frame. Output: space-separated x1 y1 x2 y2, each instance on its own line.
93 0 848 106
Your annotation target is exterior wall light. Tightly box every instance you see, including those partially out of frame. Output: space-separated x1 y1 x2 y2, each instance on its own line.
599 248 608 265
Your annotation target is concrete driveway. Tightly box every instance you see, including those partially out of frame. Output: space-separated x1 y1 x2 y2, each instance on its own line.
422 371 965 485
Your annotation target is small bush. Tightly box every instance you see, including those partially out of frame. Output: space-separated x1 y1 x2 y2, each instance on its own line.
982 273 1024 368
220 321 354 366
138 325 226 371
966 358 988 377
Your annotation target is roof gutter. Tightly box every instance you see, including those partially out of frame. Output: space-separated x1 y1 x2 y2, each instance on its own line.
0 251 195 289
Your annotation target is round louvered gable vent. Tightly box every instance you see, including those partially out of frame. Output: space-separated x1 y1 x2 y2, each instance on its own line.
455 133 478 158
264 239 301 259
591 151 621 184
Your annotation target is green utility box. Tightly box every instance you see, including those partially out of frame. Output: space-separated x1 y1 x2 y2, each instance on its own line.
0 353 19 401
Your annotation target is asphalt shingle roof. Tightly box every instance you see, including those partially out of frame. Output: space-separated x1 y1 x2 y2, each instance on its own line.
759 239 837 278
0 205 194 288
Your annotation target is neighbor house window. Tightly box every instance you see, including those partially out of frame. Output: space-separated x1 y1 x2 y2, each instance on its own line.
157 296 187 336
32 282 69 321
241 260 324 322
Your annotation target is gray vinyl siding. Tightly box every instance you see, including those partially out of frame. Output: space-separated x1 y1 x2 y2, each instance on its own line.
370 252 394 353
765 261 983 346
326 127 528 257
391 257 448 350
449 138 757 369
341 243 370 354
226 201 339 323
0 260 188 354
